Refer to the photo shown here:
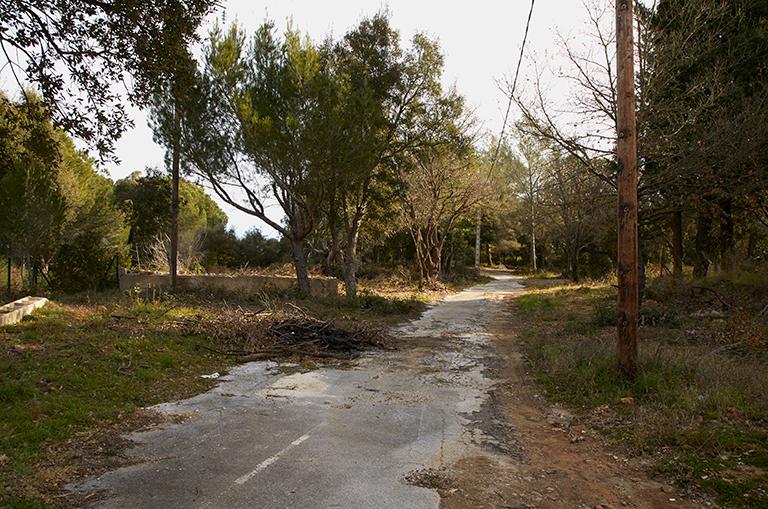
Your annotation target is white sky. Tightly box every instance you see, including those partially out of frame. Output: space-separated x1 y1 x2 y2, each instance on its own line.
3 1 612 236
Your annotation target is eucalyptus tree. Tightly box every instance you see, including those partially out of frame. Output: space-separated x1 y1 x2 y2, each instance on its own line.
514 134 547 273
539 153 613 282
183 23 338 294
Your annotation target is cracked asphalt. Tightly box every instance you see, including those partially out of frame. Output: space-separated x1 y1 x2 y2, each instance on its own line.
71 272 525 508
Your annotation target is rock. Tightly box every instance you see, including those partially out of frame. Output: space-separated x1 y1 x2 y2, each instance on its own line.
547 408 574 429
691 309 726 319
620 396 635 406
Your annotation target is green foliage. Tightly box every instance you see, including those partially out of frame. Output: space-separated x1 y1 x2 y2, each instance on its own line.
114 170 172 256
49 137 128 291
516 294 562 321
1 0 214 159
592 298 617 327
237 229 291 268
0 96 66 263
184 15 480 293
0 96 128 292
0 158 66 263
197 20 335 241
114 170 227 270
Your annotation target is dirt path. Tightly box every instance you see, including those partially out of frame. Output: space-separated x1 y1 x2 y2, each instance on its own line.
439 274 697 508
70 272 694 508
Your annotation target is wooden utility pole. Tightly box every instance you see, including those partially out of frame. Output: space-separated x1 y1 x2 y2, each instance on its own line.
616 0 639 379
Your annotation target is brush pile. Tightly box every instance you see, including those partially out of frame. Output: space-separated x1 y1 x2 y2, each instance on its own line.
180 305 392 362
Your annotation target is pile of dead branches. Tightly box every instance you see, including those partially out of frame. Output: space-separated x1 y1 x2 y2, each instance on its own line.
180 305 392 362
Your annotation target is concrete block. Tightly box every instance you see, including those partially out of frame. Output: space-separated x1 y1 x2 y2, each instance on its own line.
0 296 49 326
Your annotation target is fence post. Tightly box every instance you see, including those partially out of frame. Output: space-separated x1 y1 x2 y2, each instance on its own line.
6 257 10 297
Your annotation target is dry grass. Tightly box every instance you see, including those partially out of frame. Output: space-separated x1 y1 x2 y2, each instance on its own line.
513 276 768 508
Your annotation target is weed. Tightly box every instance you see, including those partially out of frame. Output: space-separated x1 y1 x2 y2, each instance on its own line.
516 294 561 320
592 298 616 327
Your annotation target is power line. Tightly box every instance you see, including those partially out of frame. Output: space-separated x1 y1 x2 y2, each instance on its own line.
490 0 536 171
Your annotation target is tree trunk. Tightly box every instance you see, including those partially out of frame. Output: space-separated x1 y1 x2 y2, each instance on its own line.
567 246 580 283
474 208 481 268
718 198 734 272
571 252 580 283
530 227 537 273
671 207 683 278
693 211 712 278
290 238 311 295
341 235 359 300
747 230 757 259
169 110 180 289
639 247 646 308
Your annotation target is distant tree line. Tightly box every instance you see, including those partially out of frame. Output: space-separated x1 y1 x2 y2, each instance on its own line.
0 94 127 293
6 1 764 298
113 170 291 274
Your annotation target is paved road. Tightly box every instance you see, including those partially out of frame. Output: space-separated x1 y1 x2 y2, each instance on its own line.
72 272 525 508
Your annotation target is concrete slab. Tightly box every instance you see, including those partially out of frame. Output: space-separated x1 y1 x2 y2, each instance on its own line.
70 272 525 508
0 296 48 326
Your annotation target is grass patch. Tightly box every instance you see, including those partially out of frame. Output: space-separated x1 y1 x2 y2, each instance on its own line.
305 292 428 326
514 277 768 507
0 298 226 505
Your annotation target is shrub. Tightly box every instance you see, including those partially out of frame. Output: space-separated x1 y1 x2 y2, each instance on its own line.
592 298 616 326
49 232 122 293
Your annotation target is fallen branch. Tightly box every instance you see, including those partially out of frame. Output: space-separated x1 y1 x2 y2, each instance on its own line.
691 286 731 310
185 306 391 362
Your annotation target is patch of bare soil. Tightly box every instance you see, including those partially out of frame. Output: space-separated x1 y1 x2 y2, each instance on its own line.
440 300 701 509
14 409 187 508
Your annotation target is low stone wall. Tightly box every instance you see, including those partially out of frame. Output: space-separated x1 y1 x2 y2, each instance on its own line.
119 271 339 298
0 296 49 326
